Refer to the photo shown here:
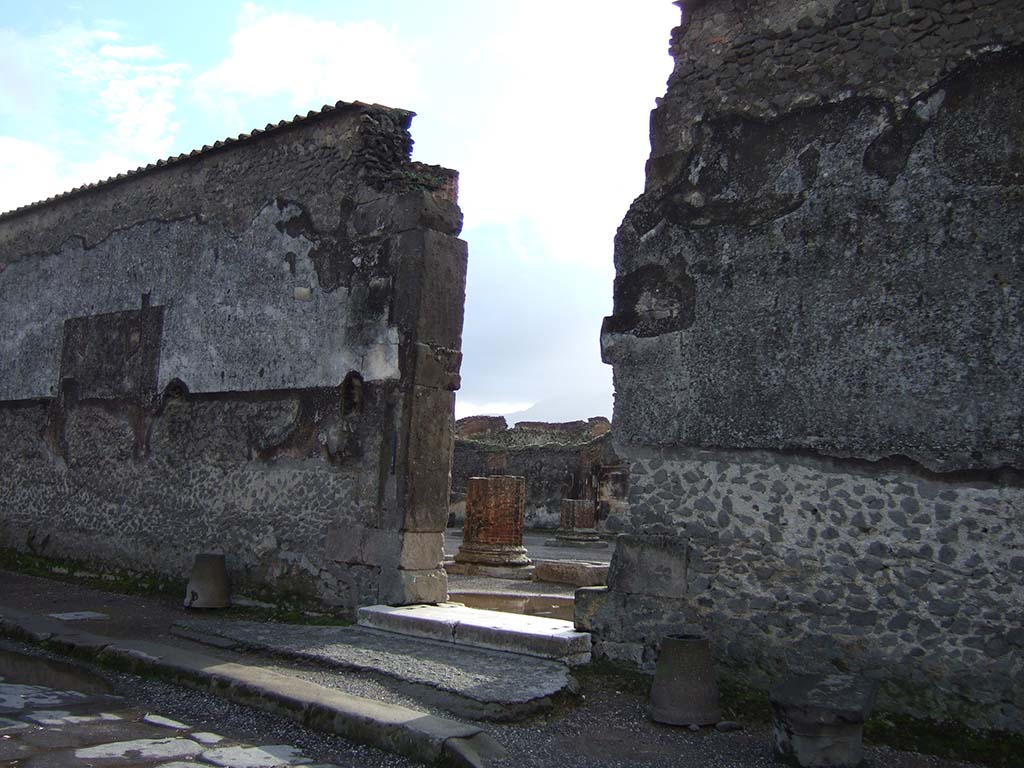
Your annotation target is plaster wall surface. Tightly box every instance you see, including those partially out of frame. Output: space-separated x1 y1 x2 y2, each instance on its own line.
595 0 1024 731
0 102 467 609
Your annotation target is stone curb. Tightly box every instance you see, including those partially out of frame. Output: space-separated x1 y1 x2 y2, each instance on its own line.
0 606 506 767
358 603 592 665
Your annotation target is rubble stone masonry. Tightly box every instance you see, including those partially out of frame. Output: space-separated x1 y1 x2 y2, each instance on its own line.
596 1 1024 732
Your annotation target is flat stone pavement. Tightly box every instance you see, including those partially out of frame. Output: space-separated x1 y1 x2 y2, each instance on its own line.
0 570 989 768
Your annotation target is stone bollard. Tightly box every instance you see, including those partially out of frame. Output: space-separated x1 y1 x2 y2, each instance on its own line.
453 476 532 574
770 673 878 768
546 498 608 548
184 553 230 609
648 634 722 726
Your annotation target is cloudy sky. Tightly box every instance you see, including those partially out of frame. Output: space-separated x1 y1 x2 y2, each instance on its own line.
0 1 678 423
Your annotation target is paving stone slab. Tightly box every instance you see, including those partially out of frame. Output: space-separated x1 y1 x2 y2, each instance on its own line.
357 604 591 664
190 731 225 744
144 713 190 730
0 682 90 712
0 714 28 731
200 743 311 767
48 611 110 622
171 619 575 720
74 736 205 761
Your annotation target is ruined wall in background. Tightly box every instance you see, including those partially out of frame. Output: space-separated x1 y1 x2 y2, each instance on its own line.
450 417 622 529
593 1 1024 732
0 102 467 610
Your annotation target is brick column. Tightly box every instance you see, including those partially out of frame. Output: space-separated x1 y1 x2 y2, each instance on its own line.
548 498 607 548
454 476 531 567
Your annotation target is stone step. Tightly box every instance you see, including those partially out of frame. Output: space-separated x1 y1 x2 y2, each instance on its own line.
532 559 608 588
447 590 575 621
357 603 592 665
171 619 575 721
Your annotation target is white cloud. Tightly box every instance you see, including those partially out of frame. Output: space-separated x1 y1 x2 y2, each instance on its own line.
99 44 162 60
442 3 678 268
0 138 65 213
194 4 419 131
50 27 186 160
454 400 536 420
98 65 184 158
0 24 187 212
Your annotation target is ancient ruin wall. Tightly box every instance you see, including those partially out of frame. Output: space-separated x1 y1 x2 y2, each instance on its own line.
450 417 621 529
596 1 1024 731
0 102 467 610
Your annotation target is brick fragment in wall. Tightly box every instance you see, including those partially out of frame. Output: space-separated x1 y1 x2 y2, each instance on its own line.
463 476 527 547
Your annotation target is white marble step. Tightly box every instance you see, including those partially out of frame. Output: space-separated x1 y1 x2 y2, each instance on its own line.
357 603 592 665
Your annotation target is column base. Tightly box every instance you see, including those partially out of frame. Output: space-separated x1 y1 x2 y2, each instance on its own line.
454 542 532 567
545 530 608 548
444 560 536 580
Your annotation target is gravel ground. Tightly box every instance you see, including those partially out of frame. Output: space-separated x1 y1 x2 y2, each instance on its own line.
0 636 417 768
484 673 985 768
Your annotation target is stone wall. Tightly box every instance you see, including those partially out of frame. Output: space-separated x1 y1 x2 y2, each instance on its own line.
0 101 467 610
594 1 1024 732
450 417 622 529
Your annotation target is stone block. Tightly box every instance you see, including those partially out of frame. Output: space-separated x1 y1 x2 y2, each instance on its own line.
593 640 646 667
399 531 444 571
533 560 608 587
413 342 462 392
359 603 590 663
378 568 448 606
404 386 455 533
325 524 370 564
391 230 468 350
418 230 469 349
360 528 402 568
574 586 622 636
607 534 688 598
327 525 403 568
353 189 462 237
770 674 878 768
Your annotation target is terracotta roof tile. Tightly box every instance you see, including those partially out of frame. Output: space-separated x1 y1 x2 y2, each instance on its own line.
0 99 412 222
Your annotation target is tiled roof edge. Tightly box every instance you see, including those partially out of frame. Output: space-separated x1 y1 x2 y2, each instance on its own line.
0 100 414 223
